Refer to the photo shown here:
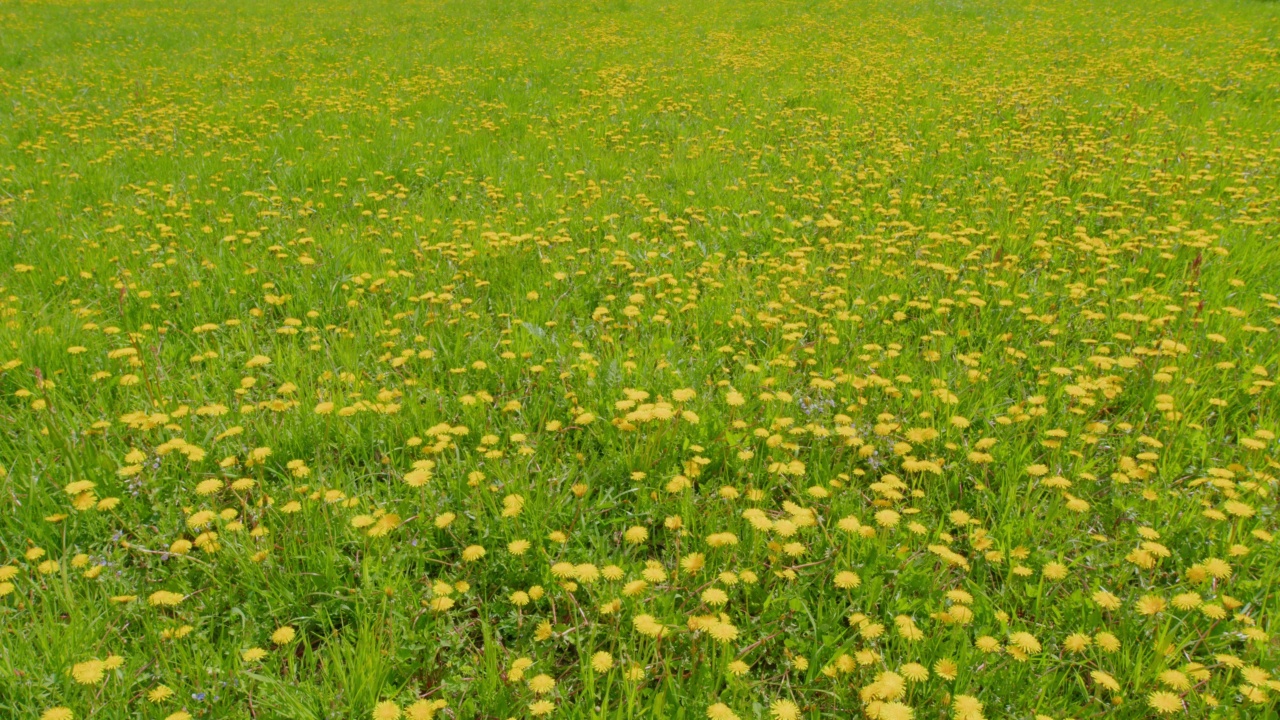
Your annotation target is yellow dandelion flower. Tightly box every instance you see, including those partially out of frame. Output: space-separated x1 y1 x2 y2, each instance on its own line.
591 651 614 672
527 673 556 694
701 588 728 606
1090 670 1120 692
71 659 105 684
1147 691 1182 714
769 699 799 720
1136 595 1167 616
706 703 740 720
952 695 984 720
148 590 184 607
933 658 958 680
834 570 861 589
271 626 297 645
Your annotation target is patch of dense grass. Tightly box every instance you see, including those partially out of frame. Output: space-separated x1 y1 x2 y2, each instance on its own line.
1 0 1279 718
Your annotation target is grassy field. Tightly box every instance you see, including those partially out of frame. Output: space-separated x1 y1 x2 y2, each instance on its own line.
2 0 1280 717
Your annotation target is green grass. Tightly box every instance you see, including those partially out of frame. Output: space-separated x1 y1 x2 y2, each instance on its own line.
1 0 1280 718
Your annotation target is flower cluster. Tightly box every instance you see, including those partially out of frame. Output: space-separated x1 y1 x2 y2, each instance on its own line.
2 0 1279 718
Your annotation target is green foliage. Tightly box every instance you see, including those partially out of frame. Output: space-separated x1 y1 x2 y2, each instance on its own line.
0 0 1279 718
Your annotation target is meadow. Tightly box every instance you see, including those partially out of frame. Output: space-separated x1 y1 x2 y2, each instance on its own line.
2 0 1280 717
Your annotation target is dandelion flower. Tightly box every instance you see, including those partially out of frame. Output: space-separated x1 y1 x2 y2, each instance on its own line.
834 570 861 589
1094 632 1121 652
528 673 556 694
701 588 729 606
1091 590 1121 610
706 703 740 720
900 663 928 682
933 658 958 680
591 652 614 672
1007 631 1041 654
1136 595 1167 616
1063 633 1092 652
879 702 914 720
148 590 184 607
874 509 901 527
1158 670 1191 691
1148 691 1183 714
405 700 446 720
707 621 738 643
1090 670 1120 692
953 695 983 720
974 636 1001 653
71 659 105 684
770 699 799 720
271 626 297 645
